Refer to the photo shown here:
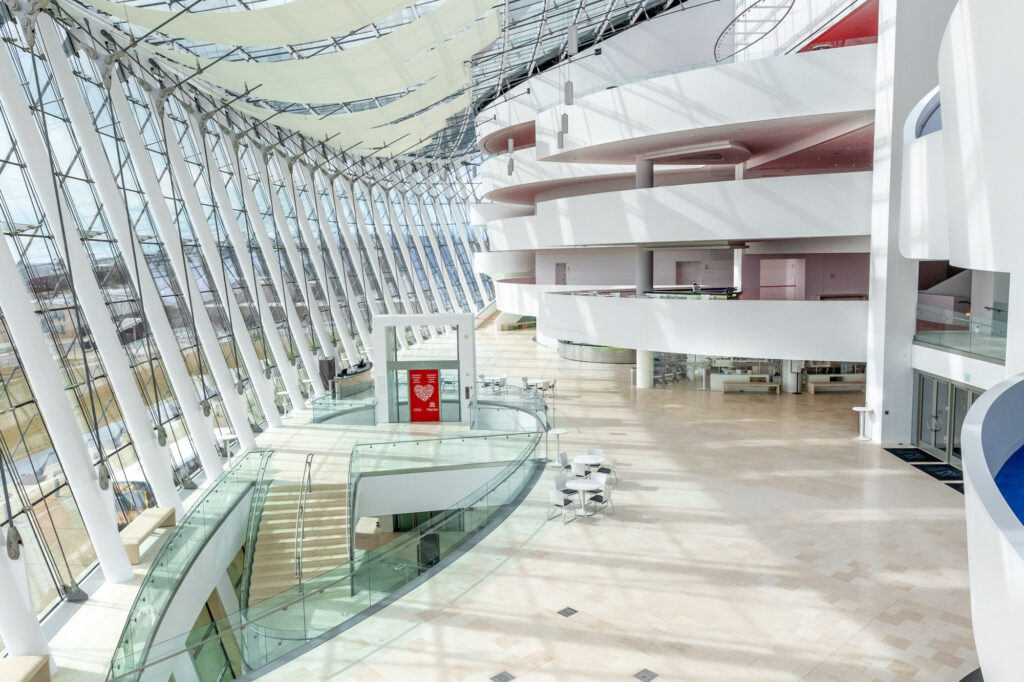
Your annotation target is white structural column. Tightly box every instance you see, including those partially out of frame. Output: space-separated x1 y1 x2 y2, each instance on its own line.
636 350 654 389
41 47 221 479
0 550 52 664
449 195 490 301
221 135 323 398
109 85 257 451
314 170 374 356
0 235 134 583
256 150 337 368
345 180 398 317
865 0 958 443
287 162 361 362
191 114 305 410
733 248 744 291
634 245 655 389
428 194 476 311
399 193 448 314
636 155 654 189
386 198 436 319
366 187 424 342
1 35 184 513
1006 275 1024 377
162 121 282 429
416 195 466 312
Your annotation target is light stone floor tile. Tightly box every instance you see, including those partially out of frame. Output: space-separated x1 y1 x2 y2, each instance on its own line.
263 327 978 681
45 326 977 681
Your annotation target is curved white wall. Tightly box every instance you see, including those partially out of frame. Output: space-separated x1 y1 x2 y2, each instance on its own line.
539 292 868 361
962 374 1024 682
473 250 535 278
487 172 872 251
495 279 629 318
898 131 949 260
535 44 877 161
939 0 1024 273
470 202 534 224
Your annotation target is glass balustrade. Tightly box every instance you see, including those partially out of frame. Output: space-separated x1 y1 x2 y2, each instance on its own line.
914 303 1007 362
109 448 273 681
109 391 545 681
310 393 377 424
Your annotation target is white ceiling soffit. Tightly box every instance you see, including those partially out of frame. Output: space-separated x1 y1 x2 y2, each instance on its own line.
138 9 499 104
64 0 412 48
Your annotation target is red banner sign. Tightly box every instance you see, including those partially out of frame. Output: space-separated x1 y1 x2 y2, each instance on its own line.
408 369 440 422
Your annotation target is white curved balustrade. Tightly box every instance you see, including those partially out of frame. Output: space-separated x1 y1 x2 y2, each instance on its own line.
473 251 534 278
535 44 877 162
539 291 868 361
487 172 872 251
495 278 629 318
962 375 1024 682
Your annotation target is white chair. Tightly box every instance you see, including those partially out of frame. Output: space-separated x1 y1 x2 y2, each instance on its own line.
538 380 550 391
557 451 571 473
588 486 614 517
549 379 557 396
547 489 575 524
554 473 574 496
571 461 588 479
590 472 609 490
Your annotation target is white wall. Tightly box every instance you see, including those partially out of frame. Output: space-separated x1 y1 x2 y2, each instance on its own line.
487 172 872 251
898 131 949 260
473 249 535 278
539 293 868 361
355 465 508 518
939 0 1024 274
911 344 1010 392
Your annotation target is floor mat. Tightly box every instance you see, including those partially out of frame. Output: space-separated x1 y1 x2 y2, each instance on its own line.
947 483 965 494
884 447 942 464
915 463 964 483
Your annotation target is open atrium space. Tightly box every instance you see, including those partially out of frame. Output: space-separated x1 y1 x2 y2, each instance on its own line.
1 0 1023 680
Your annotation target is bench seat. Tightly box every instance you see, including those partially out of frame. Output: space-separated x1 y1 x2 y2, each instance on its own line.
722 381 781 394
807 381 865 394
0 655 50 682
120 506 176 564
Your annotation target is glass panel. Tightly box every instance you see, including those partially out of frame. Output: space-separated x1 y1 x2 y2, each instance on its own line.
934 380 949 452
917 375 935 449
950 386 970 467
914 302 1007 361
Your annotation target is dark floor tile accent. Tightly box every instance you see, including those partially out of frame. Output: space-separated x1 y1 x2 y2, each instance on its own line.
960 668 983 682
947 482 965 494
916 463 964 482
557 607 578 617
885 447 942 464
634 670 658 681
491 673 515 682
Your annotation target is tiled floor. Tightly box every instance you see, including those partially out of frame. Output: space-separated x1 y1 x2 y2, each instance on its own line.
262 326 978 681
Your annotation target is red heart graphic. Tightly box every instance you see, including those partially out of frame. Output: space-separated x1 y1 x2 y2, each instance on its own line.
413 384 435 402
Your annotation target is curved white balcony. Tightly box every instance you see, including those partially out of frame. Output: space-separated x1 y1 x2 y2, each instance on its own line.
487 171 872 251
469 202 534 225
474 2 734 144
473 251 534 279
962 375 1024 682
495 278 629 318
534 44 877 164
539 290 868 361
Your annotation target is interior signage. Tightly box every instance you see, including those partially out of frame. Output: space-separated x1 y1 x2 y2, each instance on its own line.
408 369 440 422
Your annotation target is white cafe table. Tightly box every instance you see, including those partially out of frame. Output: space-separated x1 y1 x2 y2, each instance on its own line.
573 454 604 468
565 479 603 516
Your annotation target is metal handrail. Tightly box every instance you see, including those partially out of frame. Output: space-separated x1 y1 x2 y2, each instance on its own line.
714 0 797 62
239 451 274 612
294 453 313 581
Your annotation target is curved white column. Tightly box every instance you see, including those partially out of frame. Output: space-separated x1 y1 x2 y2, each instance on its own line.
399 193 450 314
257 150 336 371
295 163 362 362
3 32 184 512
0 551 51 664
898 131 949 260
366 185 423 341
224 138 322 399
384 197 436 318
539 292 868 361
162 122 282 430
192 114 305 411
109 84 256 453
0 235 133 583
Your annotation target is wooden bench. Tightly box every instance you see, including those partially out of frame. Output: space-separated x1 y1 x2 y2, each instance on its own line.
120 506 176 564
500 320 536 331
807 381 866 395
722 381 781 394
0 655 50 682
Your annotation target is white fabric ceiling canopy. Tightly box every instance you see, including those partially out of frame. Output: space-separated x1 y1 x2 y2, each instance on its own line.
67 0 413 48
134 7 499 104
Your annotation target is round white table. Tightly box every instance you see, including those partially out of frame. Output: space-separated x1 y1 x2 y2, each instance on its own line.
565 479 603 516
573 454 604 467
549 428 568 453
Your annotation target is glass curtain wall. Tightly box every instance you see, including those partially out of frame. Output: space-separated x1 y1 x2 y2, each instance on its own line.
405 189 457 312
